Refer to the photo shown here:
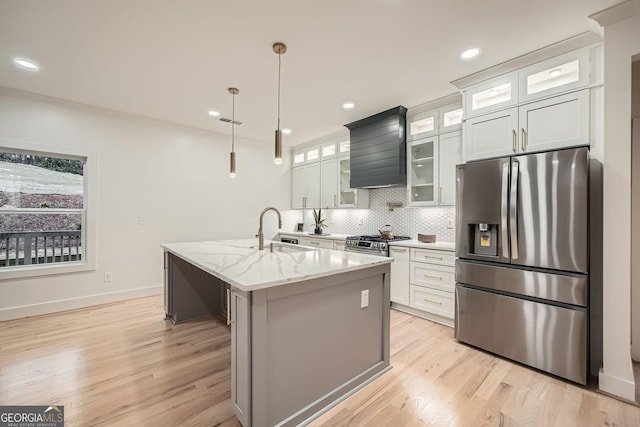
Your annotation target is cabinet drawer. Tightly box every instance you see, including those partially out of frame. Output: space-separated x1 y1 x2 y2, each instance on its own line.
410 248 455 266
299 237 334 249
410 285 454 319
410 263 454 292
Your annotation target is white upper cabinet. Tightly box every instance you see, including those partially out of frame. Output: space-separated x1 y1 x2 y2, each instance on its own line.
291 132 367 209
438 131 462 206
291 163 321 209
337 148 368 208
465 108 519 161
439 103 464 133
321 159 338 208
407 108 439 141
408 137 438 206
338 140 351 155
518 90 590 153
464 74 519 118
292 145 321 166
459 44 599 162
321 142 337 160
465 89 590 161
518 49 590 103
406 95 462 207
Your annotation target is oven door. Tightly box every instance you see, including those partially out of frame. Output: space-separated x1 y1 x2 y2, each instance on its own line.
345 246 386 257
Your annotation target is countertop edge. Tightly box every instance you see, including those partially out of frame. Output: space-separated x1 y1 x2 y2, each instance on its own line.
161 240 393 292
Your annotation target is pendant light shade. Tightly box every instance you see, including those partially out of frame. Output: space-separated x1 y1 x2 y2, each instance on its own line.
229 151 236 178
228 87 239 178
273 42 287 165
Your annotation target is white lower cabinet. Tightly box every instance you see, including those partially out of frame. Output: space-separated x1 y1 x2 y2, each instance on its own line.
299 236 334 249
409 286 455 319
389 246 410 306
333 240 346 251
409 248 455 326
390 245 455 327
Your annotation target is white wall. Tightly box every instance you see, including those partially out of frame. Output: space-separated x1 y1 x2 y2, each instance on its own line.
632 61 640 360
591 0 640 401
0 90 290 320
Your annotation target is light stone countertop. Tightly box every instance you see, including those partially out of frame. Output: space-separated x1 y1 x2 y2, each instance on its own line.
388 239 456 252
161 238 392 292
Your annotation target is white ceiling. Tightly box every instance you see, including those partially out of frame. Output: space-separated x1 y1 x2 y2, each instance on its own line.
0 0 618 147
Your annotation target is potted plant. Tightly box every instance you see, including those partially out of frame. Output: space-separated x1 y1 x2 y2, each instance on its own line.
312 208 327 235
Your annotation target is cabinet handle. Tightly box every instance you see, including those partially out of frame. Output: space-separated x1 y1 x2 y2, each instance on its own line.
521 128 527 151
392 248 407 253
226 288 233 325
423 255 443 260
309 241 320 245
303 196 307 208
439 187 443 204
423 274 443 280
422 298 443 306
334 194 337 207
512 129 517 152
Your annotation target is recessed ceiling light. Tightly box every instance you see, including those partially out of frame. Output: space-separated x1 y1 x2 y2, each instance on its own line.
13 57 39 71
282 128 292 135
460 48 480 60
208 110 220 117
342 102 355 111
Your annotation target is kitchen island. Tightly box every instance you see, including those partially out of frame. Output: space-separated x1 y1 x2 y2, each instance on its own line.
161 239 393 427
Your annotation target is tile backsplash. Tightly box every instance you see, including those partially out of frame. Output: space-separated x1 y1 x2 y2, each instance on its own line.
282 186 456 243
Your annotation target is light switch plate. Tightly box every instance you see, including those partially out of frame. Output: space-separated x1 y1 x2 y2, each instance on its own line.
360 289 369 308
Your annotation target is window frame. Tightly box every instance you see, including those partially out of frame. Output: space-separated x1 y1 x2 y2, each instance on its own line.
0 138 96 280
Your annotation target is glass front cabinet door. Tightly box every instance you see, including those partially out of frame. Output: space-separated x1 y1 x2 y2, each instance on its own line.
408 137 438 206
338 157 357 207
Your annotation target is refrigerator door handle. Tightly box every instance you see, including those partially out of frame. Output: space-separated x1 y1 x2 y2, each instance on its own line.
510 161 519 260
501 163 509 259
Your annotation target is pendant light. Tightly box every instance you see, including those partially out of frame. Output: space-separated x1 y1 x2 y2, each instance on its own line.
228 87 239 178
273 42 287 165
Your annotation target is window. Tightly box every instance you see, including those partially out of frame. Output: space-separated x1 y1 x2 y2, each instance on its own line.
0 144 93 278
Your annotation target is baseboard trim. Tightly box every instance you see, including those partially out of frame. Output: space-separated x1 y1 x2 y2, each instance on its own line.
599 368 636 402
0 285 163 321
391 303 454 328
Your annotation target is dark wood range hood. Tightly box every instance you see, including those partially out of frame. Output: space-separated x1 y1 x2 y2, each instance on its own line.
344 106 408 188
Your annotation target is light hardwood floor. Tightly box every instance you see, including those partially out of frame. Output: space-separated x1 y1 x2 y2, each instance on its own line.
1 295 639 426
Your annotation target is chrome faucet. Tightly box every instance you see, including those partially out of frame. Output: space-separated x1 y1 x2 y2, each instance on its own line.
256 207 282 250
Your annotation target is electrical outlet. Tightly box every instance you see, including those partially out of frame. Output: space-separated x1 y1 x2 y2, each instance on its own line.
358 217 364 226
139 215 147 225
104 272 112 282
446 218 454 229
360 289 369 308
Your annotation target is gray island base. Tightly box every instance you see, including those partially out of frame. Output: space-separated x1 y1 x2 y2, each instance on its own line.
162 240 392 426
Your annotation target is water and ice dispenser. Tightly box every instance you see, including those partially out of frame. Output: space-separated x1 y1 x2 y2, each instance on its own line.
471 223 498 257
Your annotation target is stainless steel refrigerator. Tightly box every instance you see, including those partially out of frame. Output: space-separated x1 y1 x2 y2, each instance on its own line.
455 146 602 385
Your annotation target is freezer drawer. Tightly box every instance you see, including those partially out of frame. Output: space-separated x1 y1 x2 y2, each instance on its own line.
455 285 587 384
456 259 588 307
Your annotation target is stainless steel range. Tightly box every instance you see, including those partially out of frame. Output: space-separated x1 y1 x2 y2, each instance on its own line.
345 235 411 256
